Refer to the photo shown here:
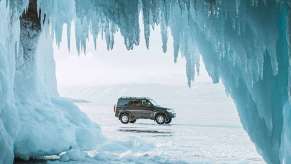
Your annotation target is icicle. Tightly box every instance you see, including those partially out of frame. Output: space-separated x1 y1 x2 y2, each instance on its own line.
288 7 291 102
269 49 279 76
173 40 180 63
66 22 71 51
235 0 240 16
142 0 150 49
161 17 168 53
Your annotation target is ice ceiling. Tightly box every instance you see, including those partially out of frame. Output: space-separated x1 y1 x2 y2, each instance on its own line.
1 0 291 163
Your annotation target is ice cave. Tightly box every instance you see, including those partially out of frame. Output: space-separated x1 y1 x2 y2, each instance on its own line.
1 0 291 163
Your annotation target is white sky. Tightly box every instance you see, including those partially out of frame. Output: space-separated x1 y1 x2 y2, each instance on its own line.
53 24 213 88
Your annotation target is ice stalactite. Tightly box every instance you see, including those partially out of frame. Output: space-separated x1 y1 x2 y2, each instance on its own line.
182 2 289 163
287 4 291 103
141 0 151 49
186 1 289 163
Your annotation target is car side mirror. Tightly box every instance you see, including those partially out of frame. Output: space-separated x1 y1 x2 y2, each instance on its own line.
146 103 152 107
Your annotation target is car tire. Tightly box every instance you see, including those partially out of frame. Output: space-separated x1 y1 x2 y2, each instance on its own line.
155 114 166 124
130 119 136 123
165 117 172 124
119 113 129 124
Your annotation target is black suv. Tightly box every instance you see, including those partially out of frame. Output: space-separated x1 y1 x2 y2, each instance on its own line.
114 97 176 124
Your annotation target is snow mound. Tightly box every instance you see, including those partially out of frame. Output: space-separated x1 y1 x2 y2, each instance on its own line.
51 138 187 164
14 97 103 160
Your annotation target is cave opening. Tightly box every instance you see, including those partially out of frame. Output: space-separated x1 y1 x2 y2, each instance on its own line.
1 0 290 163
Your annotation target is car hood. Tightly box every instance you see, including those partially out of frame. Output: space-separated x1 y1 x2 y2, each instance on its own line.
166 108 175 112
155 106 167 110
155 106 174 112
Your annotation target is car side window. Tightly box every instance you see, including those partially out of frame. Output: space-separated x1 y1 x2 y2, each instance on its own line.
142 99 152 107
117 99 128 106
128 100 142 107
135 100 142 107
128 100 134 106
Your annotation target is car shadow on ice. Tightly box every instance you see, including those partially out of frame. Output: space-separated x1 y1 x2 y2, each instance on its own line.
134 123 174 126
118 128 172 134
117 122 175 136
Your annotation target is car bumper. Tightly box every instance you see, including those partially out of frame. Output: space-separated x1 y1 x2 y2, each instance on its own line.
169 112 176 118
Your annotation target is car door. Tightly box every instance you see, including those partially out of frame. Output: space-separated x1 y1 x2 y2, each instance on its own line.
127 100 143 119
140 99 154 118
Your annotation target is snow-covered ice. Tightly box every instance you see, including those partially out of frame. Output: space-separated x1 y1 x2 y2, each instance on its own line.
59 83 265 164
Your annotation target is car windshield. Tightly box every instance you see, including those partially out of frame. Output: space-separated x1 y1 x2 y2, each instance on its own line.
149 99 159 106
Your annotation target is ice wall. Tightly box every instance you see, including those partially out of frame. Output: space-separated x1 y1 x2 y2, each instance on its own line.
37 0 291 163
0 1 20 163
0 0 102 163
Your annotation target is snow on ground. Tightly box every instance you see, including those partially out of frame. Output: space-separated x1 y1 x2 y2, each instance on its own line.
58 83 265 164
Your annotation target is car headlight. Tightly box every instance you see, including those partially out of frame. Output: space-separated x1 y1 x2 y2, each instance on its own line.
167 108 175 113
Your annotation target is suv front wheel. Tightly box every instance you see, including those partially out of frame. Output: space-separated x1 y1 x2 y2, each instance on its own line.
119 113 129 124
155 114 166 124
165 117 172 124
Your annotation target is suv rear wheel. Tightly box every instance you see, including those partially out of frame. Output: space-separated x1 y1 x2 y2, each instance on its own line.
155 114 166 124
119 113 129 124
130 119 136 123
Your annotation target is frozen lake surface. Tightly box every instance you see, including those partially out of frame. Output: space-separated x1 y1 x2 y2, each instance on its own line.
61 83 265 163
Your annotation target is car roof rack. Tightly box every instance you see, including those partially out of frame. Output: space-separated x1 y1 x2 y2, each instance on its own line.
119 97 149 99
